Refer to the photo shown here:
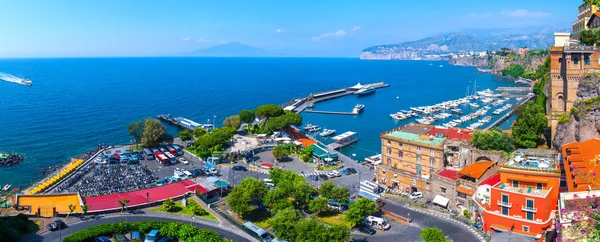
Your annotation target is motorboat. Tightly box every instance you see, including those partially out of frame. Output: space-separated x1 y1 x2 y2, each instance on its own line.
353 104 365 113
451 109 462 114
304 124 317 130
469 103 480 108
308 126 321 132
2 184 11 191
319 129 336 137
19 79 32 86
355 86 376 96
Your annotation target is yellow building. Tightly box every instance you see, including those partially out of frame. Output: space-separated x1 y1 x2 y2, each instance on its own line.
377 124 446 193
573 3 599 40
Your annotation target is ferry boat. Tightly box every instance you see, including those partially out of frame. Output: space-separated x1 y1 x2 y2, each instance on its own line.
2 184 10 191
353 104 365 113
355 86 376 96
19 79 32 86
319 129 336 137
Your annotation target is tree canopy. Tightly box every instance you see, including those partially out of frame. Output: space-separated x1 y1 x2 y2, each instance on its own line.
471 127 515 152
178 129 193 142
223 115 241 129
226 177 267 216
501 63 525 78
308 197 329 215
344 198 378 227
272 145 289 160
239 110 256 124
255 104 284 118
268 208 302 241
319 181 349 206
127 120 144 144
512 101 548 148
192 126 236 156
266 168 316 210
263 111 302 134
140 118 169 148
294 218 351 242
420 227 449 242
193 127 207 138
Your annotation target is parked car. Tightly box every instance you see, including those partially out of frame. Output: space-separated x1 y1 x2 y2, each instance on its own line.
347 168 357 173
130 230 143 241
145 230 159 242
113 233 130 242
309 174 318 181
189 169 201 177
340 169 351 175
178 157 189 165
95 236 111 242
232 165 247 171
326 172 336 179
332 170 342 177
319 174 329 180
46 219 66 231
409 192 423 199
355 223 376 235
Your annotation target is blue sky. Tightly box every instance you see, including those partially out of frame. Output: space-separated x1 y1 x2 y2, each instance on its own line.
0 0 576 57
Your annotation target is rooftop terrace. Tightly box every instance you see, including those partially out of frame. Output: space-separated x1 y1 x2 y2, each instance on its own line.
503 149 559 172
495 183 551 198
384 131 446 147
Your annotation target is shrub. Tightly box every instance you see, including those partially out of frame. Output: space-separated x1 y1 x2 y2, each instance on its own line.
571 107 580 116
558 114 571 124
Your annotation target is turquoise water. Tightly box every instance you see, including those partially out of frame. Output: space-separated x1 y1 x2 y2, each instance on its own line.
0 58 516 188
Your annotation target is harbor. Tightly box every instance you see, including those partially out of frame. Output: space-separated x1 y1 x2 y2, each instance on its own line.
290 82 389 113
157 114 214 131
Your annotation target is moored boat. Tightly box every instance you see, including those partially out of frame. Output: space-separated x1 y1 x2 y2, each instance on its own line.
355 86 376 96
319 129 336 137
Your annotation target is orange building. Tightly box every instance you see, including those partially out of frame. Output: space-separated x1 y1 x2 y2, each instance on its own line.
561 138 600 192
480 149 560 241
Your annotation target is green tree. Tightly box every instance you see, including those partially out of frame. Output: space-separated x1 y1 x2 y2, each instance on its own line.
501 63 525 78
344 198 378 227
193 127 207 138
471 127 515 152
226 188 252 216
127 120 144 146
263 111 303 133
178 129 193 142
255 104 284 119
272 145 288 160
141 118 167 148
294 218 350 242
67 204 76 218
162 198 176 212
239 110 256 124
268 208 302 241
308 197 329 215
331 185 350 205
226 177 267 216
81 204 90 219
223 115 241 129
319 182 336 200
420 227 449 242
512 101 548 148
117 199 130 213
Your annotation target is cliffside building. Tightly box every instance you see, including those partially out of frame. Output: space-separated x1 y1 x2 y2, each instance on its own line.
561 138 600 192
572 3 599 40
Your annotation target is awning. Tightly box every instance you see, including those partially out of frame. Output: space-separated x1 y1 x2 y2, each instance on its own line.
490 224 511 232
457 185 476 196
432 195 449 207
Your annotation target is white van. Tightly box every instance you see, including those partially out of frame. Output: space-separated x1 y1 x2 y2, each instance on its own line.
364 216 391 230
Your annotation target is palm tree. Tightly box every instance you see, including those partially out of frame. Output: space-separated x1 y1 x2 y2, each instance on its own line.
81 204 90 220
117 199 130 213
67 204 76 218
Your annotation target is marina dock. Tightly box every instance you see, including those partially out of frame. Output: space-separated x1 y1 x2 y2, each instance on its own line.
327 131 358 150
496 87 531 92
290 82 389 113
157 114 213 131
304 110 357 115
483 95 534 130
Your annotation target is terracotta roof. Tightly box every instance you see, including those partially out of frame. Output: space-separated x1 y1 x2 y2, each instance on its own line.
437 169 458 181
562 139 600 192
479 174 500 187
456 185 475 196
458 161 497 179
427 127 473 141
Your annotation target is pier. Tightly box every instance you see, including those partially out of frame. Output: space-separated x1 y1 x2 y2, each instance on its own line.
496 87 531 92
304 110 357 115
290 82 390 113
483 95 534 130
157 114 213 131
327 131 358 150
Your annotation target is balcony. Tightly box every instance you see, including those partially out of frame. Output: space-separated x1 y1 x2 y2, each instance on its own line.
522 206 537 213
497 200 512 207
459 179 477 189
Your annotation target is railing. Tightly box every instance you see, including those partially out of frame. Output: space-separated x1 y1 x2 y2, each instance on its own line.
497 201 512 207
565 46 600 52
459 179 477 189
522 205 537 212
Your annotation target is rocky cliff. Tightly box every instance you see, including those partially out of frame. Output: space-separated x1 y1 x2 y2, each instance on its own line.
553 75 600 149
448 54 546 74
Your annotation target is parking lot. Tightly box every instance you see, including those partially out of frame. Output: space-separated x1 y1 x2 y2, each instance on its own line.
352 220 422 242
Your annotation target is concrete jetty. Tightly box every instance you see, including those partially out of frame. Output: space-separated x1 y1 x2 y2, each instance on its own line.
289 82 389 113
496 87 531 92
304 110 357 115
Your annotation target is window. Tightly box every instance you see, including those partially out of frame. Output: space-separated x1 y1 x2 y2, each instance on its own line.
526 212 534 220
574 57 579 65
417 147 421 153
536 183 543 190
522 226 530 232
399 151 403 159
386 158 391 166
560 180 567 188
430 150 435 156
387 148 391 155
486 188 490 192
387 140 391 145
416 154 422 163
502 206 509 215
441 187 447 193
512 180 519 188
398 143 402 150
526 199 534 209
585 54 591 65
430 157 435 166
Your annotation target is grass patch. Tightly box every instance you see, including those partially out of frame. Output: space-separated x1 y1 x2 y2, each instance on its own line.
317 164 342 171
316 210 351 228
242 208 271 230
130 146 145 151
150 201 217 221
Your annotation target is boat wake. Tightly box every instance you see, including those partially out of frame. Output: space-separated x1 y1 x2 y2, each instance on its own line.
0 72 31 86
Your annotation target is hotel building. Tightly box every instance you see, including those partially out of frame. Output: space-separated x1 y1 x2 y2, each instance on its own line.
572 3 599 40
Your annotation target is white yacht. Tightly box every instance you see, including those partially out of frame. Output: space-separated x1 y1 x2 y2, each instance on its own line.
353 104 365 113
355 86 376 96
319 129 336 137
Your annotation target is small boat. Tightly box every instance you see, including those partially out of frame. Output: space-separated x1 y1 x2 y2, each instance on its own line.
429 63 433 66
319 129 336 137
2 184 11 191
355 86 376 96
469 103 480 108
304 124 317 130
308 103 314 108
353 104 365 113
308 126 321 132
451 109 462 114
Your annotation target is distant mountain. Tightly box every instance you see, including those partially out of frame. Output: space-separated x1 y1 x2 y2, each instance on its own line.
184 42 270 57
361 26 562 60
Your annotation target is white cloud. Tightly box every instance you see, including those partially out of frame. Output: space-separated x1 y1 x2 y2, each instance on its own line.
312 29 347 41
197 38 210 43
352 26 361 32
466 9 550 19
220 40 228 44
181 37 191 41
275 28 286 33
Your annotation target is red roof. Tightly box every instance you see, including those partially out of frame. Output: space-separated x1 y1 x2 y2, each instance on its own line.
260 163 274 168
437 169 458 181
479 174 500 187
427 127 473 141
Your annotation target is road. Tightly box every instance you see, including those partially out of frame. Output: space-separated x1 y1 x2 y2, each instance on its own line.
381 201 482 242
31 215 253 242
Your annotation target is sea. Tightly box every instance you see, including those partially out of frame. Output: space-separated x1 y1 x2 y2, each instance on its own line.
0 58 519 188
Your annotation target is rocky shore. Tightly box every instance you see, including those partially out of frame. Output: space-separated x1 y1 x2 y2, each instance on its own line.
0 153 23 166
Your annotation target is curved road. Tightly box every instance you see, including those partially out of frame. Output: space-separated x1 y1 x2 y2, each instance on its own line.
382 201 482 242
32 215 253 242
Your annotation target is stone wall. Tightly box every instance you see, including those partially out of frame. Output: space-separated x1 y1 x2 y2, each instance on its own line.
431 174 458 208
